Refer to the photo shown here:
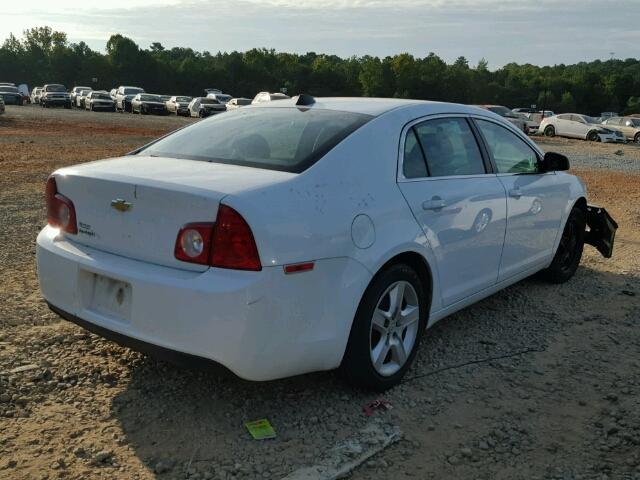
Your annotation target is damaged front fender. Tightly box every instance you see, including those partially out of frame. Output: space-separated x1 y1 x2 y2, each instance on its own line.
585 205 618 258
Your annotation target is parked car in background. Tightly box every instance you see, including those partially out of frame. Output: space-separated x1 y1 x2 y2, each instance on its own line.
0 97 5 114
206 93 233 105
85 91 116 112
512 107 537 117
75 89 92 108
226 98 252 110
600 112 618 119
116 86 145 112
41 84 71 108
512 112 540 135
477 105 528 133
540 114 625 142
31 87 43 104
131 93 167 115
70 86 92 106
0 85 24 105
251 91 291 104
603 116 640 143
166 96 192 116
36 97 617 390
188 97 227 117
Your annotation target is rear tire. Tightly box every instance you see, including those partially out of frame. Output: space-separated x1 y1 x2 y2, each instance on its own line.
340 263 428 391
538 207 585 284
635 133 640 144
544 125 555 137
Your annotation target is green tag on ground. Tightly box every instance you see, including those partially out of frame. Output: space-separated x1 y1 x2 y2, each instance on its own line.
245 419 277 440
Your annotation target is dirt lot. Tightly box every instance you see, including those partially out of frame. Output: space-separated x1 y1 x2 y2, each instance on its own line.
1 105 639 480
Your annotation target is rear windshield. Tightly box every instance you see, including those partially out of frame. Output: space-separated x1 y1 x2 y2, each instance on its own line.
0 86 19 93
201 98 220 105
177 96 191 102
124 87 144 95
141 108 372 173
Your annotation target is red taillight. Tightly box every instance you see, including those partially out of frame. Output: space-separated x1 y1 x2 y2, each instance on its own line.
174 223 214 265
211 205 261 271
46 176 77 234
174 205 261 271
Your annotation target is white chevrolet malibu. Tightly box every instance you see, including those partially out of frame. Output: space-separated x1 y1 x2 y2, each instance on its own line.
36 96 617 390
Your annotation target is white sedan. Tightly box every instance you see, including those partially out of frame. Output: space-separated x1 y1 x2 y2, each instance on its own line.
36 97 617 389
540 113 626 143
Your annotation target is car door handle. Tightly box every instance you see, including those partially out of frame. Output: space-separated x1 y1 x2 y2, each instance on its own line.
508 188 522 199
422 197 447 210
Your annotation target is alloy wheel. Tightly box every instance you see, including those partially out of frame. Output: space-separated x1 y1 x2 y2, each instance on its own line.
369 280 420 377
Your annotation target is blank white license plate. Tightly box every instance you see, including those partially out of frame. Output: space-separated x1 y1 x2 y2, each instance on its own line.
80 271 132 322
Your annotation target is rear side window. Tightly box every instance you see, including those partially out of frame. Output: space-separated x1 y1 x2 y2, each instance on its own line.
142 108 372 173
403 129 428 178
413 118 485 177
475 119 539 174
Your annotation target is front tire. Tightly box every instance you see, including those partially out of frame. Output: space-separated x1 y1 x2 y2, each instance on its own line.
340 263 427 391
635 133 640 144
538 207 586 284
587 130 600 142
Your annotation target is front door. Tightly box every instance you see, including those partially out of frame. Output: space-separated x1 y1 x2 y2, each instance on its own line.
474 118 570 281
397 116 507 307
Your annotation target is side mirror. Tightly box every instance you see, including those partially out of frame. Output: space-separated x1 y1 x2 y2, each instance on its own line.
540 152 569 172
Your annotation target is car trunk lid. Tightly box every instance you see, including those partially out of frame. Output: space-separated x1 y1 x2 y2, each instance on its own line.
55 155 295 272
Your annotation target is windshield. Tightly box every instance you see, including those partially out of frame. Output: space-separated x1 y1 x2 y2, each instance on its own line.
124 87 144 95
177 96 192 102
46 85 66 92
0 86 19 93
630 119 640 127
141 108 372 173
585 116 601 124
140 94 161 102
95 93 111 100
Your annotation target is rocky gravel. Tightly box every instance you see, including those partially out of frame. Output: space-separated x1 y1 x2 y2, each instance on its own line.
1 105 639 479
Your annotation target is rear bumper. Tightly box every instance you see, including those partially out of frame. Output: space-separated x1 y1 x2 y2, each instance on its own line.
36 226 368 380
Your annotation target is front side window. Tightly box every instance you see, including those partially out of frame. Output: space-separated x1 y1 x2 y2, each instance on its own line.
475 119 539 174
413 118 485 177
142 108 372 173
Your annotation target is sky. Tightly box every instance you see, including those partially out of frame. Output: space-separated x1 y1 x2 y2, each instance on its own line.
2 0 639 68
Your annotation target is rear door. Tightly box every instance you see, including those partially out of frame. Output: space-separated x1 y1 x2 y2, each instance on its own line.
555 114 573 137
473 118 570 281
397 116 507 307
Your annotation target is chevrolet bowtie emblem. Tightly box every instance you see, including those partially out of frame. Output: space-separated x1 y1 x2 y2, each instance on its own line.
111 198 133 212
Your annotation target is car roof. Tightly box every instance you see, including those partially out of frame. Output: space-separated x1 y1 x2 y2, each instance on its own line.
248 96 493 117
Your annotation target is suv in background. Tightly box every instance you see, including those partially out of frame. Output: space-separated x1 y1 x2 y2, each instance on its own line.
40 84 71 108
115 86 145 112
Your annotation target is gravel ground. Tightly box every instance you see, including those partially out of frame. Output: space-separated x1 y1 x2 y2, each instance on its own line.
535 135 640 172
1 105 639 480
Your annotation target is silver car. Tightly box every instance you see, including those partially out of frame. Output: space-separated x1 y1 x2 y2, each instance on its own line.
85 91 116 112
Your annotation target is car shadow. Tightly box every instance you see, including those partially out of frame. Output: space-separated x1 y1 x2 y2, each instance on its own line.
110 264 639 478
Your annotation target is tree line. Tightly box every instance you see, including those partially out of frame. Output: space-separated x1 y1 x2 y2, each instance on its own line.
2 27 639 115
